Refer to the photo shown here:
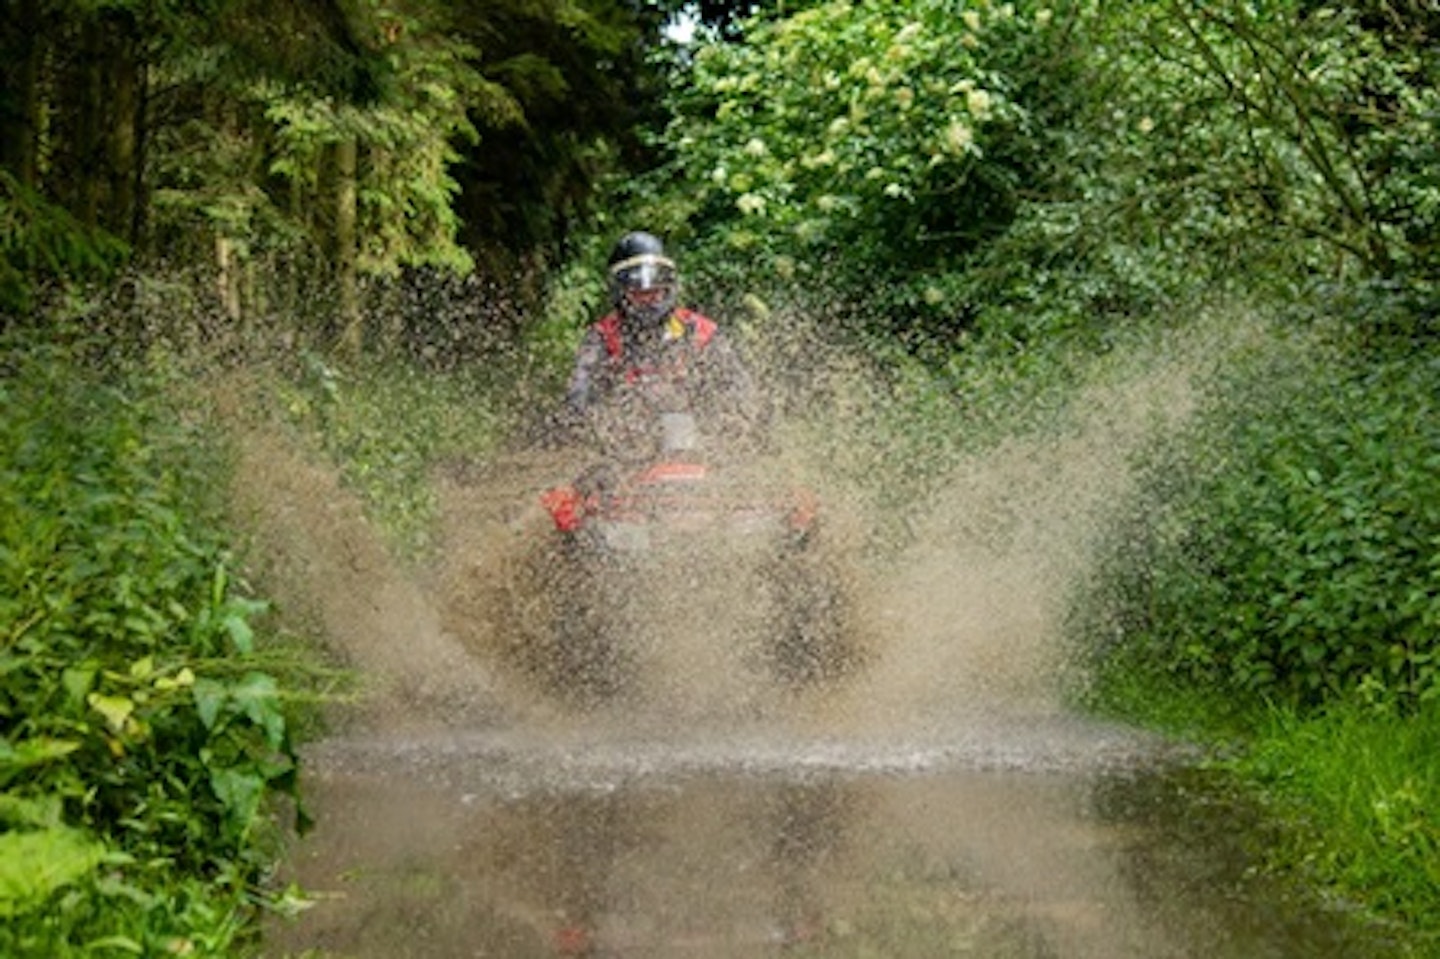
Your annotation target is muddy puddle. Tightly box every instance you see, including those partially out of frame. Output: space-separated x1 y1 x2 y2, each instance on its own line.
266 709 1400 959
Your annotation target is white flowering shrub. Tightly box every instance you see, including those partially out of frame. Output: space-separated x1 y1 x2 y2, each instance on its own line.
621 0 1438 348
638 1 1056 301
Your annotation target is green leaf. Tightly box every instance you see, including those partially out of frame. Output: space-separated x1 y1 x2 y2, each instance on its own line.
207 562 226 609
0 826 105 918
232 672 286 749
153 665 195 691
61 666 95 707
81 936 144 954
210 768 265 829
0 738 81 778
220 597 268 655
0 791 64 829
192 678 227 731
224 612 255 654
86 693 134 734
128 655 155 680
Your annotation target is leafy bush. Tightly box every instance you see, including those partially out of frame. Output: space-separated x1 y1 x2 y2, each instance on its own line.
0 172 129 314
1116 2 1440 283
1074 316 1440 713
610 0 1438 369
276 352 510 558
0 335 301 955
626 1 1071 334
960 0 1440 344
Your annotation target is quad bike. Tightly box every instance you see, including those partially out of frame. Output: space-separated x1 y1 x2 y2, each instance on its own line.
506 408 856 703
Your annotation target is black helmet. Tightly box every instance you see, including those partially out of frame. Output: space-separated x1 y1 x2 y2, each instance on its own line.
607 231 678 328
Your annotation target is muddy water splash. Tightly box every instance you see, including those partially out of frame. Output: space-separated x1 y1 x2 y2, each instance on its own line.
248 319 1398 958
230 430 506 729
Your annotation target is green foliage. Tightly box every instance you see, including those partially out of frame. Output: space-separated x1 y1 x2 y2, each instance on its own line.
1074 312 1440 713
0 334 301 955
1228 702 1440 937
449 0 659 253
259 1 496 275
203 0 389 102
143 0 488 276
615 0 1438 363
277 353 510 557
0 173 129 314
0 826 106 919
1 0 676 318
964 0 1440 342
629 1 1061 329
1053 300 1440 946
1126 2 1440 280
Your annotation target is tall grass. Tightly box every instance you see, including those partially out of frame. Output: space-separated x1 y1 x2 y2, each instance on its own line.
1235 703 1440 941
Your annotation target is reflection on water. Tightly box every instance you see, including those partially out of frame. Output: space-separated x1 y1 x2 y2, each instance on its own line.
268 740 1399 959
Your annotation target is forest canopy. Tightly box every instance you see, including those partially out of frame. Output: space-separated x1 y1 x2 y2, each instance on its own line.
0 0 672 330
2 0 1434 344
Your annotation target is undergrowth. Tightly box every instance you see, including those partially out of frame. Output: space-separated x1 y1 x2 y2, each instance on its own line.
0 331 311 957
1070 294 1440 948
275 352 511 560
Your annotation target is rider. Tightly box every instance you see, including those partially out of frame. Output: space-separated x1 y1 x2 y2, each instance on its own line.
562 230 761 452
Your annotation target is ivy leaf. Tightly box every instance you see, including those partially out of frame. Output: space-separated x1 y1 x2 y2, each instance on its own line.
192 678 228 731
210 768 265 829
232 672 286 749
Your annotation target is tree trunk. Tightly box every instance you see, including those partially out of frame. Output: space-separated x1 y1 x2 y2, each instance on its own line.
129 56 150 252
107 20 139 245
1 0 43 185
76 19 104 229
216 233 242 322
335 136 361 357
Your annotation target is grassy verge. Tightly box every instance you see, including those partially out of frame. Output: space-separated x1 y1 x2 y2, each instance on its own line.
1085 667 1440 954
1233 704 1440 943
0 331 314 957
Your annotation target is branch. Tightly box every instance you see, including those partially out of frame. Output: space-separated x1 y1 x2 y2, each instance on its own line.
1180 3 1393 271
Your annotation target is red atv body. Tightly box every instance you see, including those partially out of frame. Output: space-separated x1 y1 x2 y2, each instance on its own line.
515 419 854 702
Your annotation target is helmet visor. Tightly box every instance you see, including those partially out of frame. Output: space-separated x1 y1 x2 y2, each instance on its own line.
609 254 677 293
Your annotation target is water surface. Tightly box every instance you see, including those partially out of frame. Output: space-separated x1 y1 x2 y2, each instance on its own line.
269 709 1398 958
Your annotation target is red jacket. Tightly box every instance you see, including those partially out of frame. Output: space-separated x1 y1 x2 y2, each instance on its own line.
566 307 722 408
596 307 716 371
